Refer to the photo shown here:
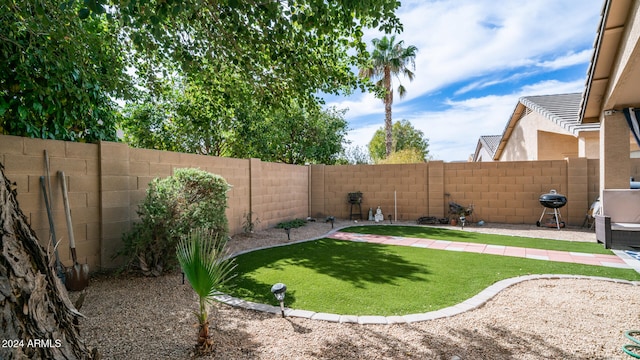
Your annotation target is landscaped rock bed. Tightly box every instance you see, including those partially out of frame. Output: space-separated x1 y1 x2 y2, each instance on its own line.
76 221 640 359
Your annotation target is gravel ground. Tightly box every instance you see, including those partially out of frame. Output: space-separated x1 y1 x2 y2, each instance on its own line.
76 220 640 359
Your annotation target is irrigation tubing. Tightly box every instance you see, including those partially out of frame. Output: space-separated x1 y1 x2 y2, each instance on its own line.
623 330 640 358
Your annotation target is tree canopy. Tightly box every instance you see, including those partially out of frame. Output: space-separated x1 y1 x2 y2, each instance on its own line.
110 0 402 102
368 119 429 163
2 0 403 164
120 65 244 156
337 145 372 165
229 103 350 165
0 0 130 141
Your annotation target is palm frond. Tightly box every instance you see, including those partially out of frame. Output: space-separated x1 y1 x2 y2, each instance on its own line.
397 84 407 98
176 228 237 302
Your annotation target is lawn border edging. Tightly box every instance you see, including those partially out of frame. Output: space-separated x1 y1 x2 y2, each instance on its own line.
214 274 640 325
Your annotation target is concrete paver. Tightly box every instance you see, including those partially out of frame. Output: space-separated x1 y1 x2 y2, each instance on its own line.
328 231 631 268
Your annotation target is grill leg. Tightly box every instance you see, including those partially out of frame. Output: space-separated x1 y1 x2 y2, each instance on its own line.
538 207 564 229
538 207 548 225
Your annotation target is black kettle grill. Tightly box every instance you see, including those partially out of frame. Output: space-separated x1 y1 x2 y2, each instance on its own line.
536 190 567 229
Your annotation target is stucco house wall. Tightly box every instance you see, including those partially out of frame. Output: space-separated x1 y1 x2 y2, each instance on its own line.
498 110 579 161
579 131 600 159
537 131 579 160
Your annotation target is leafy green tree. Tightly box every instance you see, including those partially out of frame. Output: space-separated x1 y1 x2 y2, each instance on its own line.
112 0 395 162
360 35 418 157
176 228 236 354
231 103 350 164
123 83 349 164
3 0 403 155
378 148 426 164
120 67 243 156
119 97 178 152
108 0 402 104
336 145 372 164
369 119 429 163
0 0 131 141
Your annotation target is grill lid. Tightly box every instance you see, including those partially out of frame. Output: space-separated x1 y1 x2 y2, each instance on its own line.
539 189 567 209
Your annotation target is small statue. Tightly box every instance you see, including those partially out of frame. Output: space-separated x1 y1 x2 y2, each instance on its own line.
368 208 374 221
374 206 384 223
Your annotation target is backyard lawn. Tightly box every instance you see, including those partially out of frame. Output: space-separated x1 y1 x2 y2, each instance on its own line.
342 225 613 254
226 226 640 316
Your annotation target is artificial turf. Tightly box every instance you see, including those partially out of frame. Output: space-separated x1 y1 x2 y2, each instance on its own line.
226 231 640 316
341 225 613 254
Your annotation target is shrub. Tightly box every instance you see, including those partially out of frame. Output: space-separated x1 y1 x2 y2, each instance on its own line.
276 218 307 229
119 168 230 276
241 211 260 233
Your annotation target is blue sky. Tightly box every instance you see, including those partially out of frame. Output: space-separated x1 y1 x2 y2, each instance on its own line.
322 0 603 162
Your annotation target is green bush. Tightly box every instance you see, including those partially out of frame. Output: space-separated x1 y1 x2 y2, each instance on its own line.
276 218 307 229
119 168 230 276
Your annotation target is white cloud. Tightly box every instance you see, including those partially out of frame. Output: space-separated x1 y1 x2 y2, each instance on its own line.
328 93 383 118
518 78 586 96
360 0 601 101
338 0 602 162
537 49 594 70
345 78 587 162
454 71 536 96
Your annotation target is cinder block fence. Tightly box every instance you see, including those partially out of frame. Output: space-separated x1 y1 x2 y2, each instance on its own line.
2 134 639 270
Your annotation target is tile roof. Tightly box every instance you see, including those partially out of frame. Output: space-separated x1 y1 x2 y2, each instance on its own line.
479 135 502 156
519 93 600 135
471 135 502 161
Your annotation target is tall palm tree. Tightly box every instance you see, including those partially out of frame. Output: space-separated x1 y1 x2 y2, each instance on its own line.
360 35 418 157
176 228 236 354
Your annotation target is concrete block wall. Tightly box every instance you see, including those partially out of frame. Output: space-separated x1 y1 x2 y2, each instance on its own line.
250 160 309 228
310 163 429 222
100 142 131 268
311 159 640 228
587 158 600 205
443 160 570 225
0 135 102 270
5 133 640 270
0 135 309 270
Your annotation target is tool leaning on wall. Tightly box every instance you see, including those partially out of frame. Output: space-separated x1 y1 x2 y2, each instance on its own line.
58 170 90 291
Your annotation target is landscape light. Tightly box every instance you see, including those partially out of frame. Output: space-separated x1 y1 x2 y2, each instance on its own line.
326 216 335 228
271 283 287 317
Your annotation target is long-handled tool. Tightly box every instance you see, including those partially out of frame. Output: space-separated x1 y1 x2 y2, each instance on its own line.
58 171 89 291
40 175 65 282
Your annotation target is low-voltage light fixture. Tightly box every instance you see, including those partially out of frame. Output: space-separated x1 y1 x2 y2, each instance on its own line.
270 283 287 317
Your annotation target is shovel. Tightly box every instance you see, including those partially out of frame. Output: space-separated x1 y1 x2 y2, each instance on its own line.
40 175 65 282
58 171 90 291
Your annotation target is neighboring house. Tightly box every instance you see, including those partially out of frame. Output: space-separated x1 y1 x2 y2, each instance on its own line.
471 135 501 162
475 0 640 165
472 93 600 162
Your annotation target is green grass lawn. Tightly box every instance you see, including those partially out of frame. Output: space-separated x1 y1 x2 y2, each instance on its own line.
226 231 640 316
342 225 613 254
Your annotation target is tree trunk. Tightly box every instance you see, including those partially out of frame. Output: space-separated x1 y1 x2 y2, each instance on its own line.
384 66 393 158
0 163 97 359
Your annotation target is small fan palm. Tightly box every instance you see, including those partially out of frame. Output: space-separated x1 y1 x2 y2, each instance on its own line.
176 228 236 353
